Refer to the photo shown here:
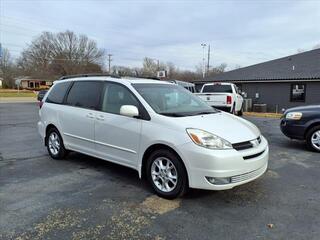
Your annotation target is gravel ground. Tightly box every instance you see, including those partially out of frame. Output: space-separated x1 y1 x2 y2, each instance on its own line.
0 102 319 240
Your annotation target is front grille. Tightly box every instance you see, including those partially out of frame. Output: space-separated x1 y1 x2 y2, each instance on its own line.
232 136 261 151
231 166 266 183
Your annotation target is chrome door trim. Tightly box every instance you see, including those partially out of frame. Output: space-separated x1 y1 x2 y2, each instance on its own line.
64 132 95 143
64 132 137 154
95 140 137 154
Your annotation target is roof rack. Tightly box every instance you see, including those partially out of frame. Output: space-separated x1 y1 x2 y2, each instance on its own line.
59 73 120 80
122 76 161 80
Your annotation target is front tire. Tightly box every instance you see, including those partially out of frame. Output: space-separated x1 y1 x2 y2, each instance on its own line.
46 128 68 159
146 149 188 199
306 126 320 153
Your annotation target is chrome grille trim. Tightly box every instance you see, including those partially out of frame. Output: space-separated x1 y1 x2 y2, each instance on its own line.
231 166 266 183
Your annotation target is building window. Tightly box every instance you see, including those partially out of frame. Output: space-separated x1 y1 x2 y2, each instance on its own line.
290 83 306 102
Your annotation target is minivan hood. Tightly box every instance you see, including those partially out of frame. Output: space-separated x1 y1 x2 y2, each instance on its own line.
169 112 260 144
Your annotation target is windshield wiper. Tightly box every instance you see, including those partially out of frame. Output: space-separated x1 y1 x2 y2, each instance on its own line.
160 113 185 117
193 111 217 115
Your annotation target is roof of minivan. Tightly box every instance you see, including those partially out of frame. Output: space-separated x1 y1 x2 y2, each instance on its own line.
55 76 172 85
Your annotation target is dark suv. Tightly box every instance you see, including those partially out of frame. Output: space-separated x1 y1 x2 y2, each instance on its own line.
280 105 320 152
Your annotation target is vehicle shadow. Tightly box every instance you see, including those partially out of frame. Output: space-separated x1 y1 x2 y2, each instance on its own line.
63 151 151 192
62 151 268 202
184 179 267 204
271 137 310 152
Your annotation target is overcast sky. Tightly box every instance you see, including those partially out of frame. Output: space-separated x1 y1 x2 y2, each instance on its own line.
1 0 320 70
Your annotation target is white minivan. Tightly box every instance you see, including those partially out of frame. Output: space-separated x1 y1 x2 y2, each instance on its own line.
38 75 269 199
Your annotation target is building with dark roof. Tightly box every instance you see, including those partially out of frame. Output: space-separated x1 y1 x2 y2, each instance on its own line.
195 48 320 112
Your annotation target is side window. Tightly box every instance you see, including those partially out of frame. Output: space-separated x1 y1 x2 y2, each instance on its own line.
46 81 71 104
101 83 139 114
66 81 102 109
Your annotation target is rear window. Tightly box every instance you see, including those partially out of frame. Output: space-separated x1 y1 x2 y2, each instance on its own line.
66 81 102 110
46 81 71 104
202 84 233 93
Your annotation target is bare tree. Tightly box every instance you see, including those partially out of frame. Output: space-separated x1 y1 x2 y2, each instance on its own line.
0 48 16 88
18 30 105 78
112 65 137 76
142 57 158 76
234 64 242 69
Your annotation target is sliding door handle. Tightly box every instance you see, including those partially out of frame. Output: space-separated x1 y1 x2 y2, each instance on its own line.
96 115 105 121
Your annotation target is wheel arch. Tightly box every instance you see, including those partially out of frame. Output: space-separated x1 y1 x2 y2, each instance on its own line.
140 143 189 185
45 124 61 146
304 120 320 139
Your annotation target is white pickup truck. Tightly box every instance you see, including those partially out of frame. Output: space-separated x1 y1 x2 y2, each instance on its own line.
196 82 244 115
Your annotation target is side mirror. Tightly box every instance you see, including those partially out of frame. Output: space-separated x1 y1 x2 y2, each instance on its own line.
37 95 44 101
120 105 139 118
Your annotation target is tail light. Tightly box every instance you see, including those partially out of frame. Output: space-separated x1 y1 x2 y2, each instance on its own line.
38 101 43 109
226 96 232 104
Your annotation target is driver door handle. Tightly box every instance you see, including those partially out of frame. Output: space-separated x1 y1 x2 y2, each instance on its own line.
86 113 95 119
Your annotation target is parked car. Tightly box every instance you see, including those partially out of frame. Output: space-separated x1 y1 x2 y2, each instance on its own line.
37 90 48 101
167 80 197 93
280 105 320 152
38 75 269 199
196 82 244 115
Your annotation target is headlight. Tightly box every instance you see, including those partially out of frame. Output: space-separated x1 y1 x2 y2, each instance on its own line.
286 112 302 120
186 128 233 149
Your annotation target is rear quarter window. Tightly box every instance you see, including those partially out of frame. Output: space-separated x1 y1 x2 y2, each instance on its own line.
66 81 102 110
46 81 71 104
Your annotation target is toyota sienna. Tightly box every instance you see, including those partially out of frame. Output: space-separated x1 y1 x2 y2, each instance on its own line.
38 75 269 199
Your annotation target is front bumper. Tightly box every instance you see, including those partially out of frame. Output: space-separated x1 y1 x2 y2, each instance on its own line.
178 135 269 190
280 119 306 140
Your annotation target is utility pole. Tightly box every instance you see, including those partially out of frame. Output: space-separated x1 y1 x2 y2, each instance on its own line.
201 43 207 79
107 54 113 73
207 44 210 74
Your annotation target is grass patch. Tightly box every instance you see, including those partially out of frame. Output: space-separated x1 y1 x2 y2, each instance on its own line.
244 112 283 119
0 92 36 97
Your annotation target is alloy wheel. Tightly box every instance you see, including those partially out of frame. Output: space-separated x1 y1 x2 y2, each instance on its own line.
48 132 60 155
311 130 320 151
151 157 178 192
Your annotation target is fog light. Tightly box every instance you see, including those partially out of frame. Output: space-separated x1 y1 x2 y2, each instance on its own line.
206 176 231 185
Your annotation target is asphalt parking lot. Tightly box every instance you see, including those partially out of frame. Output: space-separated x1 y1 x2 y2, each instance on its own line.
1 103 319 240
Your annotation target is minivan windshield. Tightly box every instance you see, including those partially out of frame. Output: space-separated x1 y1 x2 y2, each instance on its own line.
132 83 217 117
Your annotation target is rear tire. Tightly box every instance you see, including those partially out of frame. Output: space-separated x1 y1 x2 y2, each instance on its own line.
46 128 68 159
238 105 243 116
146 149 188 199
306 126 320 153
232 104 236 115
